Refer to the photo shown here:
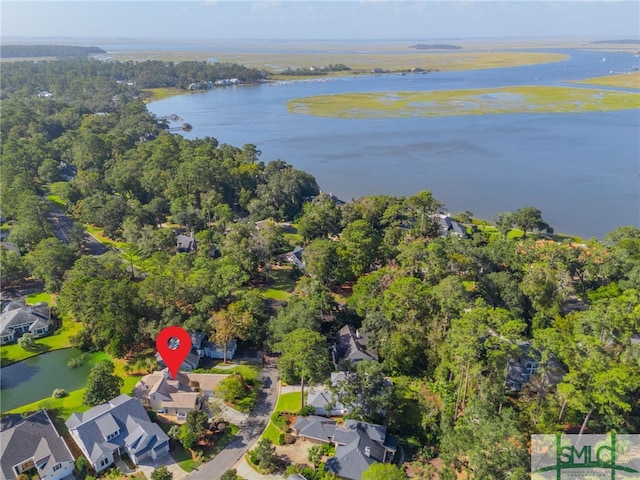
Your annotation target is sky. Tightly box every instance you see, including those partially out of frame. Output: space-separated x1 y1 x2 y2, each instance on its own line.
1 1 639 41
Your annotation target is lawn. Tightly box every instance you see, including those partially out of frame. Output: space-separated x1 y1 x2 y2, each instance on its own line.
85 224 127 249
140 87 187 102
0 321 82 365
276 392 303 414
288 86 640 119
259 266 296 301
26 291 55 305
46 195 67 208
260 392 304 443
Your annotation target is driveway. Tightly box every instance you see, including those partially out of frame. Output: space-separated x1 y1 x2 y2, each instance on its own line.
184 362 280 480
137 452 187 480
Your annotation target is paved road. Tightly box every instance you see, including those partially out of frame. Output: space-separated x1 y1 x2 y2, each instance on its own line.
185 363 280 480
45 203 108 256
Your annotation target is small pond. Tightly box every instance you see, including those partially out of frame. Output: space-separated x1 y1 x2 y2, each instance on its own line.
0 348 95 413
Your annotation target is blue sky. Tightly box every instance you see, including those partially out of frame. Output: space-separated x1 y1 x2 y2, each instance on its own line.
1 1 639 40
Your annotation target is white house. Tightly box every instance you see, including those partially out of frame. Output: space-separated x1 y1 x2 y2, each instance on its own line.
66 395 169 473
0 300 52 345
0 410 74 480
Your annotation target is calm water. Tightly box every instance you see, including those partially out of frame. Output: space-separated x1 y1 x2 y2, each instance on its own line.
148 48 640 238
0 348 94 412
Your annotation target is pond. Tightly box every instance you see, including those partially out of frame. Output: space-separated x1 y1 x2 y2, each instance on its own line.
0 348 95 413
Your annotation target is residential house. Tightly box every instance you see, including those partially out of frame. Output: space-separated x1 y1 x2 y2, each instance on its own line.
0 300 52 345
0 410 74 480
155 333 237 371
134 368 227 420
176 232 196 253
437 214 467 238
325 420 397 480
293 417 397 480
37 91 53 98
332 325 378 369
286 246 305 270
66 395 169 474
292 416 337 444
0 242 20 254
505 341 565 392
307 388 348 417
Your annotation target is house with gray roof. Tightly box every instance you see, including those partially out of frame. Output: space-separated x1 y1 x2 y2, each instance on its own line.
307 387 348 417
286 246 305 270
332 325 378 369
292 416 337 444
0 410 74 480
0 300 52 345
325 420 397 480
437 214 467 238
66 394 169 474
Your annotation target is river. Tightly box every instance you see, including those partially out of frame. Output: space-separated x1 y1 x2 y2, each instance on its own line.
148 48 640 239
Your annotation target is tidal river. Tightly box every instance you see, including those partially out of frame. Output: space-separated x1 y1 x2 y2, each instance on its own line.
148 48 640 239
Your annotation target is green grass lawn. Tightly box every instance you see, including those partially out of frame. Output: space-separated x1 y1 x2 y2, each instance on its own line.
0 321 82 365
261 421 283 444
26 291 54 305
259 266 296 301
85 225 127 249
276 391 303 413
46 195 67 208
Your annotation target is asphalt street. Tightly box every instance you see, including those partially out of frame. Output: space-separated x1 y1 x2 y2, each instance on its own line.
184 362 280 480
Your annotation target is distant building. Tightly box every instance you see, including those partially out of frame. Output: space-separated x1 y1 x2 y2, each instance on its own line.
176 232 196 253
155 332 237 371
0 410 74 480
437 214 467 238
505 341 565 392
286 246 305 270
37 91 53 98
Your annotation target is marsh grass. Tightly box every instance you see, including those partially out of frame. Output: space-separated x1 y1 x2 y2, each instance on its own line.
288 86 639 119
573 71 640 89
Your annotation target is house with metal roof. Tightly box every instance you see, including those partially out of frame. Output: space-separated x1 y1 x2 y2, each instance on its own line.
0 410 74 480
65 395 169 474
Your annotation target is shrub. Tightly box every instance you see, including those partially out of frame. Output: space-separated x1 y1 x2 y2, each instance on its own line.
278 432 285 445
299 405 315 416
249 438 277 473
217 373 251 403
17 333 35 349
220 469 240 480
150 466 173 480
67 353 87 368
52 388 67 399
75 455 90 480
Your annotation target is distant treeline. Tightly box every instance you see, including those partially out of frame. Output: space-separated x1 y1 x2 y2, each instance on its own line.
0 58 267 105
409 44 462 50
280 64 351 76
590 39 640 44
1 45 106 58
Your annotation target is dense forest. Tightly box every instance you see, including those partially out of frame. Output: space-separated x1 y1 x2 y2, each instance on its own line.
0 44 106 58
1 57 638 479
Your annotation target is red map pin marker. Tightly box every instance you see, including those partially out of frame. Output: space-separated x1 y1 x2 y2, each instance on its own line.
156 326 192 379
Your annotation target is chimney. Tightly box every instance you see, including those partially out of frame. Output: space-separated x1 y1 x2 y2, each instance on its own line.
355 329 360 339
364 446 371 457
